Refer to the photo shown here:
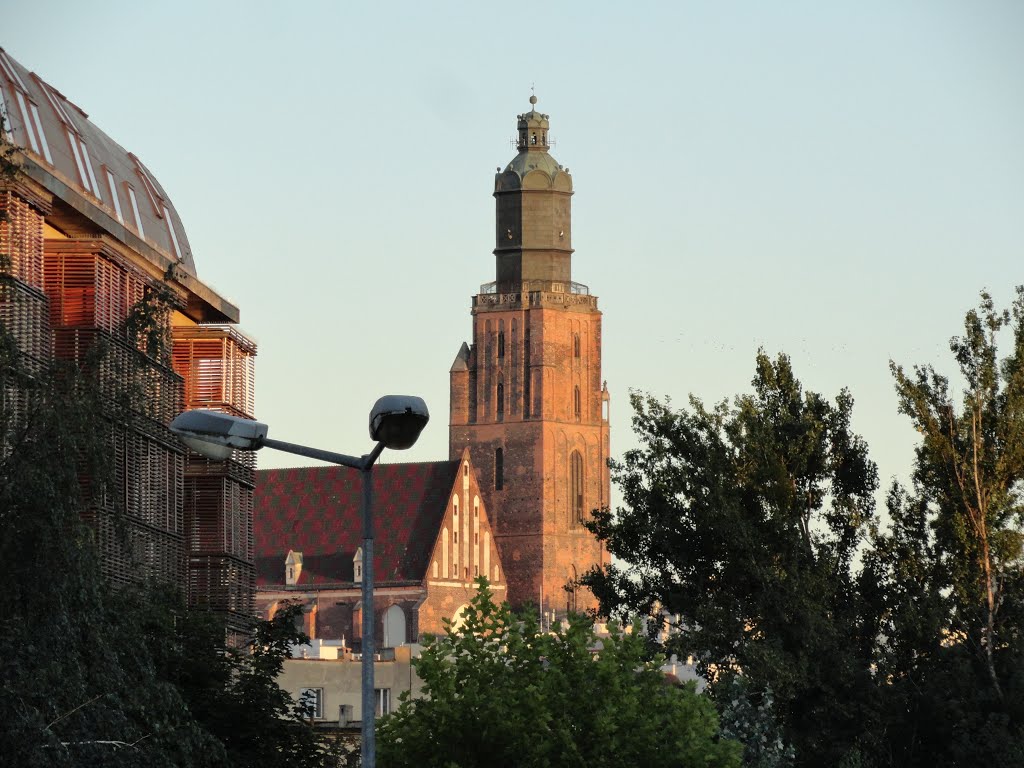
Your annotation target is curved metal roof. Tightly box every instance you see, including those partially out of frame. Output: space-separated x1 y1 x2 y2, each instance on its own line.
0 47 196 275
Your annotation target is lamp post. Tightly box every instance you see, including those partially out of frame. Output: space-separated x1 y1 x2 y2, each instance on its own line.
170 396 429 768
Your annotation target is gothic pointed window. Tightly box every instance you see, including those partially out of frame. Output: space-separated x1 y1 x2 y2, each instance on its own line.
497 321 505 360
496 381 504 422
570 450 584 525
573 386 581 421
573 333 580 359
523 329 531 418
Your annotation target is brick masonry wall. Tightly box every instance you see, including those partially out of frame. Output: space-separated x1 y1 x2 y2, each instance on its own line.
450 296 610 614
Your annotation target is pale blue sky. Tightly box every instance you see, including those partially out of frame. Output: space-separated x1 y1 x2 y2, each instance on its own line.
5 2 1023 501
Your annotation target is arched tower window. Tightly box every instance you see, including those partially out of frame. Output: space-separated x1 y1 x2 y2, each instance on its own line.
497 381 504 422
573 333 580 359
570 450 584 526
573 386 581 420
495 447 504 490
497 321 505 360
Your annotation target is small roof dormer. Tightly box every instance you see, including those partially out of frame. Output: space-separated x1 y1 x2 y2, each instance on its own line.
285 550 303 586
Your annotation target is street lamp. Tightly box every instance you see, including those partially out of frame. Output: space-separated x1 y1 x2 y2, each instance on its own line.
170 396 429 768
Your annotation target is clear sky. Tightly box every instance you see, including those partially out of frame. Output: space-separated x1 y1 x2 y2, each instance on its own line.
5 2 1023 504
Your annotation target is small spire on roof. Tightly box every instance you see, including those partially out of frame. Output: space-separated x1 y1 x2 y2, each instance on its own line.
530 84 537 108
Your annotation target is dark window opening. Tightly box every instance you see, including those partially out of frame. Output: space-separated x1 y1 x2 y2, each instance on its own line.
497 331 505 359
571 450 584 526
573 333 580 358
496 382 504 422
495 447 504 490
573 386 581 420
523 330 531 418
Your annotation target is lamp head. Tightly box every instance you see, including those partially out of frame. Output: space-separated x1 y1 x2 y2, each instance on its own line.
369 395 429 450
170 410 269 460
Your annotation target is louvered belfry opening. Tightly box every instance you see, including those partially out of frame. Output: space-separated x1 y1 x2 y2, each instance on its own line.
43 237 187 589
172 325 257 633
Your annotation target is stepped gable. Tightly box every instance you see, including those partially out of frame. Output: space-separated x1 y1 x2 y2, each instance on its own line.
255 460 460 586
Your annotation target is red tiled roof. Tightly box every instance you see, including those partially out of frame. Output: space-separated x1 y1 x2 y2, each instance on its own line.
254 461 458 587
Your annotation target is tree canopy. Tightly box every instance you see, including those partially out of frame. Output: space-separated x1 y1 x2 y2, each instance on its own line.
0 300 330 766
377 580 741 768
584 299 1024 766
583 351 879 765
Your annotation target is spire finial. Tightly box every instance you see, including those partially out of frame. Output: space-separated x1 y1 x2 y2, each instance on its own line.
529 83 537 108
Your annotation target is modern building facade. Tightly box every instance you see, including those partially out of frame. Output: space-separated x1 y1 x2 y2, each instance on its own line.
0 47 256 630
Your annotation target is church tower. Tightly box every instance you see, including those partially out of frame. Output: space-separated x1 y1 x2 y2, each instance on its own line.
449 96 610 615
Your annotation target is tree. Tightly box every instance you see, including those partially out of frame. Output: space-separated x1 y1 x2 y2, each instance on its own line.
0 286 331 765
377 580 741 768
582 351 879 766
888 289 1024 699
860 289 1024 765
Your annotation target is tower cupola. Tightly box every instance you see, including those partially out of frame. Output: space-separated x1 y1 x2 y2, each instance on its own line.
493 94 574 289
516 95 551 151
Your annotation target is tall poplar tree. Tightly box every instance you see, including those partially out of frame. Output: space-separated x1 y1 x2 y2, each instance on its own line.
865 289 1024 764
889 289 1024 698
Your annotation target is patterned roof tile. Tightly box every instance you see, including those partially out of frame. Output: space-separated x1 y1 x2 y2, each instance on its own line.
254 460 458 587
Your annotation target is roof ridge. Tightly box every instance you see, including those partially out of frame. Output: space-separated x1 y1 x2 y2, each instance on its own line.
255 458 458 473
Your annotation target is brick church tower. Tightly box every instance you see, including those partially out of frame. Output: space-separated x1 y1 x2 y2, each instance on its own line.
449 96 610 616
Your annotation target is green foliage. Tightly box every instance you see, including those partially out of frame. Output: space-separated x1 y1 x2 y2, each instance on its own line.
861 289 1024 764
583 351 879 765
0 313 331 766
716 677 794 768
378 580 741 768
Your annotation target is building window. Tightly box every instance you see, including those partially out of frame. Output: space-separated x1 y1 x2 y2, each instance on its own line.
376 688 392 716
496 381 504 422
126 184 146 238
0 88 11 142
454 531 459 544
162 205 183 260
571 450 584 525
105 169 124 223
12 90 40 156
497 327 505 359
495 447 504 490
573 333 580 358
442 528 449 575
300 688 324 720
130 152 165 215
573 386 581 420
79 139 101 199
523 329 531 418
28 102 53 164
